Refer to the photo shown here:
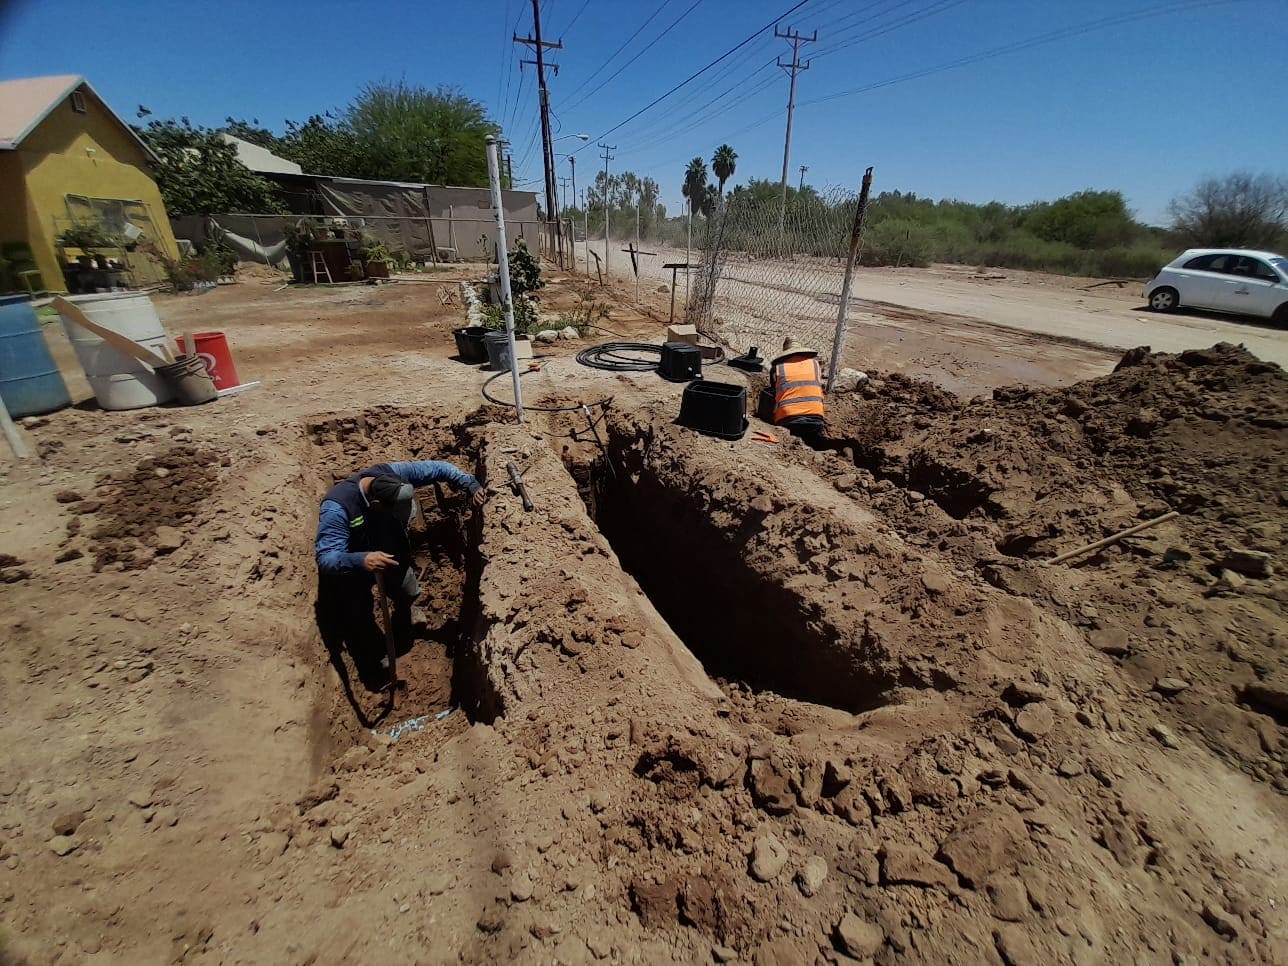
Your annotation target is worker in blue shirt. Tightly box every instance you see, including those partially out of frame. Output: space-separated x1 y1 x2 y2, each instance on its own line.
315 460 484 688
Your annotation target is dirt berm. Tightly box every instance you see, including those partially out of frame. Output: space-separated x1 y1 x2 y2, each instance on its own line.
0 343 1283 963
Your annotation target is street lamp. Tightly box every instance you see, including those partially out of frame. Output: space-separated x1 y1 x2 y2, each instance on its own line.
554 133 590 143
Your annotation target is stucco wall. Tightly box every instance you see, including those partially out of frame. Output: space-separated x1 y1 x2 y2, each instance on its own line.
7 87 177 292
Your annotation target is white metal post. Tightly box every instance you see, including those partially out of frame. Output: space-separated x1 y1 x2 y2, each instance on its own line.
635 202 641 302
583 198 589 276
485 135 524 422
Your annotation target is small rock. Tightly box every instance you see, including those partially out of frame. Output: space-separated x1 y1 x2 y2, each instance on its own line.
1150 724 1181 749
558 326 580 340
796 855 827 897
152 806 178 828
589 790 610 814
1056 757 1084 778
154 467 170 478
1201 902 1238 940
1220 548 1272 579
127 789 153 809
153 526 184 554
330 826 350 848
477 903 506 934
51 810 86 836
750 495 775 513
490 849 513 874
712 945 738 963
511 871 534 902
49 835 78 856
836 913 884 959
1154 678 1190 696
1002 680 1047 705
1012 704 1055 741
988 877 1029 921
426 873 452 895
879 844 954 889
749 834 789 882
533 329 560 343
921 572 950 595
1214 569 1247 593
1089 628 1130 657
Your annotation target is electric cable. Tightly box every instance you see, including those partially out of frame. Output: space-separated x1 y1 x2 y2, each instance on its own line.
569 0 811 159
481 367 613 412
575 342 665 372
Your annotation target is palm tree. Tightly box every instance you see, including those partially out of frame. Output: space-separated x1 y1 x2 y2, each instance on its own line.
682 157 708 214
712 144 737 198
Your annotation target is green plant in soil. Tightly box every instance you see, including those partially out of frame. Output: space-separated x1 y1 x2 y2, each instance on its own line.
508 240 544 297
480 296 539 334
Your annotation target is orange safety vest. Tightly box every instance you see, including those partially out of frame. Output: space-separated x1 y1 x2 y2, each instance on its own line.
773 356 825 422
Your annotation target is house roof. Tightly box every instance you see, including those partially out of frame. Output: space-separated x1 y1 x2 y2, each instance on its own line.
220 134 303 175
0 74 158 160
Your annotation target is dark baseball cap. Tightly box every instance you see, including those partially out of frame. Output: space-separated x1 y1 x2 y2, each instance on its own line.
368 475 415 521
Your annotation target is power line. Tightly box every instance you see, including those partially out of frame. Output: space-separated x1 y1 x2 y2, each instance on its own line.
809 0 967 60
574 0 812 154
562 0 679 104
563 0 705 112
559 0 592 36
804 0 1250 106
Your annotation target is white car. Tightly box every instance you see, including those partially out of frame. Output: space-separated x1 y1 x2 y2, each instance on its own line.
1145 248 1288 325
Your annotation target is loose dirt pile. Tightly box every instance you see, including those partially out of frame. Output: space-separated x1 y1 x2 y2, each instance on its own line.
1 330 1284 964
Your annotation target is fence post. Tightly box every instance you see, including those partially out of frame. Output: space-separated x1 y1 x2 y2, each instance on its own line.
826 166 874 394
584 207 589 277
685 199 692 314
485 135 524 423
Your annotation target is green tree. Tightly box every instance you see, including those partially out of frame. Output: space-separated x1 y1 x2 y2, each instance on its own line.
1023 190 1137 248
344 81 497 186
1168 172 1288 248
682 157 708 215
712 144 737 198
134 118 284 216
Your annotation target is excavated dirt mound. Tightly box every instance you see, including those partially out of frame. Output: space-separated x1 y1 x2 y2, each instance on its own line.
2 340 1284 964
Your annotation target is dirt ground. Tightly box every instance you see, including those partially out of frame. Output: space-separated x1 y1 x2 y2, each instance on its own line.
0 263 1285 964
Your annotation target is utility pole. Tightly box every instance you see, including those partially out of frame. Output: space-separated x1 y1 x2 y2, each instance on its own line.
559 176 570 212
776 25 816 234
568 155 577 215
515 0 563 264
799 164 808 191
504 153 514 189
484 135 524 422
598 142 615 279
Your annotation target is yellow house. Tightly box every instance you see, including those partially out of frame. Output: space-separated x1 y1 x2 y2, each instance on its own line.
0 74 179 294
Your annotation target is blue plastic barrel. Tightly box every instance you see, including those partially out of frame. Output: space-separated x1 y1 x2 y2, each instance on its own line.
0 295 71 417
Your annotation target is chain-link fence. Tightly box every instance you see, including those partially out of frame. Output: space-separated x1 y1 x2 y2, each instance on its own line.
688 185 864 374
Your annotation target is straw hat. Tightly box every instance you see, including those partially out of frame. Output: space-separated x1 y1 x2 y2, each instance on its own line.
770 337 819 366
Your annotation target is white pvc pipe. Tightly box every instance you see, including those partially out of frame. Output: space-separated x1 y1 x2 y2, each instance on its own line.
485 136 524 423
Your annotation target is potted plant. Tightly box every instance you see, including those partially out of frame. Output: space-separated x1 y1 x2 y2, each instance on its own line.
359 237 393 278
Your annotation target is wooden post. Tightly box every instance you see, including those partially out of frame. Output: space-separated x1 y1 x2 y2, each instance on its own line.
825 166 874 393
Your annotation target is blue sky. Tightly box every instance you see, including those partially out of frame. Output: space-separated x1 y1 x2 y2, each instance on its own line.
2 0 1283 224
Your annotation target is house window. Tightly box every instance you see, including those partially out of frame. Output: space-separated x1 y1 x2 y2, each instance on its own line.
70 90 87 113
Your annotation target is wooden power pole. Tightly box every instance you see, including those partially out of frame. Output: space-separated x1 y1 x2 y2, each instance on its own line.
515 0 563 262
776 25 816 234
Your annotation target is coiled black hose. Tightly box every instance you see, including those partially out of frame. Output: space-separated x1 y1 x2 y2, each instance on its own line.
575 342 665 372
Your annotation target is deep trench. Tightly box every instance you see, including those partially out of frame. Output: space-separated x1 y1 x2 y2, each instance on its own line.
585 447 890 714
303 413 497 746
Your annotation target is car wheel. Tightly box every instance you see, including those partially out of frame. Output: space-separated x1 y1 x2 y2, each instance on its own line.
1274 303 1288 327
1149 286 1180 313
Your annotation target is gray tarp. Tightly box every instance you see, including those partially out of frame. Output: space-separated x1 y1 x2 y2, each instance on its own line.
170 181 546 265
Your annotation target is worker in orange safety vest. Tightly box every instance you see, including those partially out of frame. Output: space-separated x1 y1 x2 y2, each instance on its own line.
769 337 827 445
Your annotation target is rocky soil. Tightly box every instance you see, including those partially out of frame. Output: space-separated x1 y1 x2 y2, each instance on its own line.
0 268 1283 964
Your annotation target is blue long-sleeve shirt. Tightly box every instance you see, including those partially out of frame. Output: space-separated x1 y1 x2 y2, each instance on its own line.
315 460 480 575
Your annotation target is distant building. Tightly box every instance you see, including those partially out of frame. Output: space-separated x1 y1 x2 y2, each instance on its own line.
0 74 179 294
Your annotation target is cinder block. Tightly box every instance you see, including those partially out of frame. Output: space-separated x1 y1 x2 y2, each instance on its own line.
667 324 699 345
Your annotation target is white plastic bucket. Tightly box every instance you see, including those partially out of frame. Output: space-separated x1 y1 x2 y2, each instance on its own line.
58 293 174 410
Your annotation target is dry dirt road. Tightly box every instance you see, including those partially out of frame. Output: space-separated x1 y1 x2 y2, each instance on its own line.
580 242 1288 379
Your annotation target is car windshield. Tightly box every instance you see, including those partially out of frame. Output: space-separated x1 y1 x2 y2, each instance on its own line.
1272 257 1288 276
